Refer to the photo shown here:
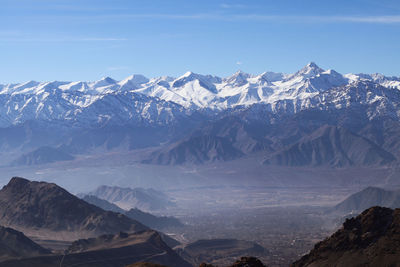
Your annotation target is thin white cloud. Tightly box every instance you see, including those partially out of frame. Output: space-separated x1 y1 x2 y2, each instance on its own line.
236 61 243 65
82 37 127 41
0 36 128 42
210 14 400 24
220 3 246 9
4 12 400 24
92 13 400 24
329 15 400 23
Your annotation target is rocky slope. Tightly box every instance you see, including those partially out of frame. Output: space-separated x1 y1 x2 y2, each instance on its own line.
0 177 147 240
264 125 396 167
126 263 169 267
199 257 267 267
0 225 51 262
143 135 244 165
333 187 400 214
0 230 191 267
82 195 183 230
87 185 175 211
82 195 126 213
292 206 400 267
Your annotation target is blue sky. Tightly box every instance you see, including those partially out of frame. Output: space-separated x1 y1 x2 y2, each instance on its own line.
1 0 400 83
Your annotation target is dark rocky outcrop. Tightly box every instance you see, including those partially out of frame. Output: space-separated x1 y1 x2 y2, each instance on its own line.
177 239 266 266
230 257 267 267
0 230 191 267
199 256 267 267
126 263 169 267
292 206 400 267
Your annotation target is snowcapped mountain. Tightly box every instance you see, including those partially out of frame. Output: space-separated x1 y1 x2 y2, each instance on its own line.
0 85 191 128
1 63 400 166
0 62 399 128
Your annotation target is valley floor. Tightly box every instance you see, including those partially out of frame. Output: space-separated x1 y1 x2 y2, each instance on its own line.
1 154 399 266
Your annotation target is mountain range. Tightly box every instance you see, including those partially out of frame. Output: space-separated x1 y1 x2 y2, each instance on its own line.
1 63 399 119
1 63 400 168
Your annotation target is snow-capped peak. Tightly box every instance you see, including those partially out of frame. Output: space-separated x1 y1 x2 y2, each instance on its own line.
227 70 250 79
224 70 251 87
258 71 285 83
92 77 117 88
172 71 218 92
120 74 149 85
295 62 325 78
181 71 194 78
118 74 149 91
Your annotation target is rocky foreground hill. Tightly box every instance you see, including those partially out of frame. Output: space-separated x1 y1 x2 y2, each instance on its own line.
0 226 51 262
3 176 400 266
0 177 191 266
292 206 400 267
0 230 191 267
0 177 147 240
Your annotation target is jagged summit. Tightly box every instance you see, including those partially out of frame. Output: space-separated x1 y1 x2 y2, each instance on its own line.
92 76 117 88
100 76 116 83
5 177 33 189
295 62 325 78
225 70 251 86
181 71 195 78
120 74 149 85
306 61 319 68
118 74 150 91
258 71 285 83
